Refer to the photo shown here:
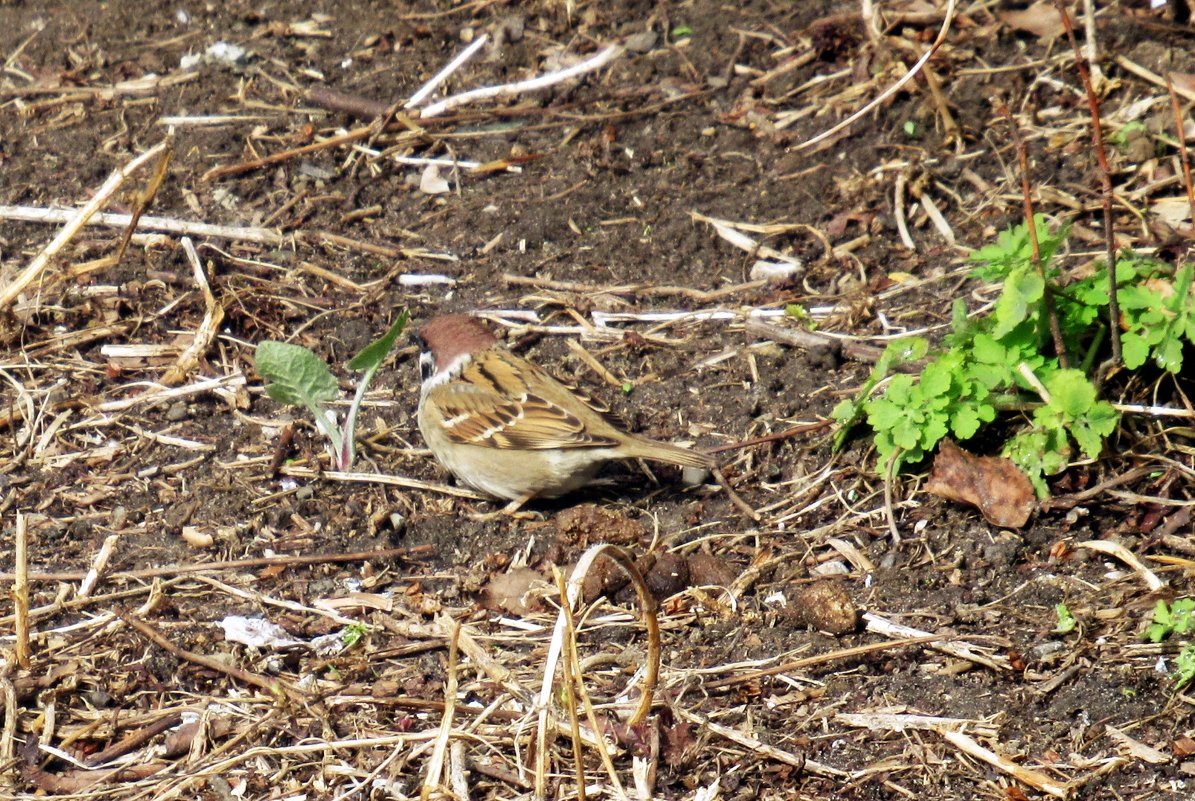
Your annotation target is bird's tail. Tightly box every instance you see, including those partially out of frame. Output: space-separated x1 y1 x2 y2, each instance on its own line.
625 436 715 470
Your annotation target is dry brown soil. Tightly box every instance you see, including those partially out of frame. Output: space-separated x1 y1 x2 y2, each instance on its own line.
2 1 1194 799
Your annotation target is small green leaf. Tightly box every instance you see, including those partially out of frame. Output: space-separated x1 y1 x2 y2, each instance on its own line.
1054 603 1076 634
671 24 693 38
1121 332 1149 369
785 303 815 328
348 309 409 371
1155 335 1184 373
992 265 1044 339
1175 645 1195 689
342 622 369 647
919 360 953 397
256 341 339 408
1045 369 1096 419
831 398 859 425
1173 599 1195 634
1146 599 1195 642
950 406 981 439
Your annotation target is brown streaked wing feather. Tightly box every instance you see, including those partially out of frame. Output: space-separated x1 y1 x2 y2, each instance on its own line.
432 356 619 450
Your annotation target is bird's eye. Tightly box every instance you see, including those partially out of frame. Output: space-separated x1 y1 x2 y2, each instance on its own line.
419 351 434 381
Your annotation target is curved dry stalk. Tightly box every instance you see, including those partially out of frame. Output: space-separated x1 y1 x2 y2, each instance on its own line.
161 237 225 386
533 544 661 801
1076 540 1165 592
555 568 594 801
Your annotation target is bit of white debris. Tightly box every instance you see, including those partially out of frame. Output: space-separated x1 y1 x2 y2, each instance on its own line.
749 259 801 282
220 615 302 649
419 164 451 195
312 632 348 656
398 273 456 286
812 560 850 576
763 591 787 607
181 41 249 70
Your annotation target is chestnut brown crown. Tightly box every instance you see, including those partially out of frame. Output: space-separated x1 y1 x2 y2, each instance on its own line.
418 314 499 374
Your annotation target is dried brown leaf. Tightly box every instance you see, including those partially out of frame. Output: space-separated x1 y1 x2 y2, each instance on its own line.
925 439 1036 528
482 567 545 616
999 2 1069 40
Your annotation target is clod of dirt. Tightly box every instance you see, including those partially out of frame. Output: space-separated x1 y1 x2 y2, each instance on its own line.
580 554 623 603
790 581 859 635
482 567 547 616
686 552 739 588
579 550 673 604
924 439 1036 529
553 504 645 548
642 552 690 600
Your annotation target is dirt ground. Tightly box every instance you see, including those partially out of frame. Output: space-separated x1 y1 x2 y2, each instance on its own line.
2 1 1195 799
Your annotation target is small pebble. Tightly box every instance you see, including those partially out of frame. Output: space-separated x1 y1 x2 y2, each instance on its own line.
624 30 659 53
792 581 859 634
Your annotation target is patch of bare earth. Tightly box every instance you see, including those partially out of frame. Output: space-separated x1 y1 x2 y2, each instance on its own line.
1 1 1194 799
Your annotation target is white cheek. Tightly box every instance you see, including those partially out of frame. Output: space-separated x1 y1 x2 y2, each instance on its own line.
421 352 471 396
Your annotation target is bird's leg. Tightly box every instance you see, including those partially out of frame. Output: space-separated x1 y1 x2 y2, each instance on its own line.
468 491 539 521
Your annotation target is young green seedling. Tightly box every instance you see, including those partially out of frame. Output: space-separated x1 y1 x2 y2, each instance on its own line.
255 310 409 470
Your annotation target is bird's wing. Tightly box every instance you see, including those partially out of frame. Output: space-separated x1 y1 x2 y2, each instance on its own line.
431 354 619 450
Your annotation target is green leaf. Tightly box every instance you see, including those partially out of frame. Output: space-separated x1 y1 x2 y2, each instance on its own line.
831 398 859 425
950 406 981 439
1175 645 1195 689
785 303 815 328
868 398 908 437
920 359 954 397
992 266 1044 339
887 337 929 366
1173 598 1195 634
970 333 1005 365
256 341 339 408
1071 402 1119 459
1155 335 1184 373
348 310 409 371
920 411 949 448
1146 599 1195 642
1054 603 1076 634
1121 332 1149 369
1045 369 1095 418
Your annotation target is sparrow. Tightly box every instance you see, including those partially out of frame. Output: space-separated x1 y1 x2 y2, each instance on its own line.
416 314 714 511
